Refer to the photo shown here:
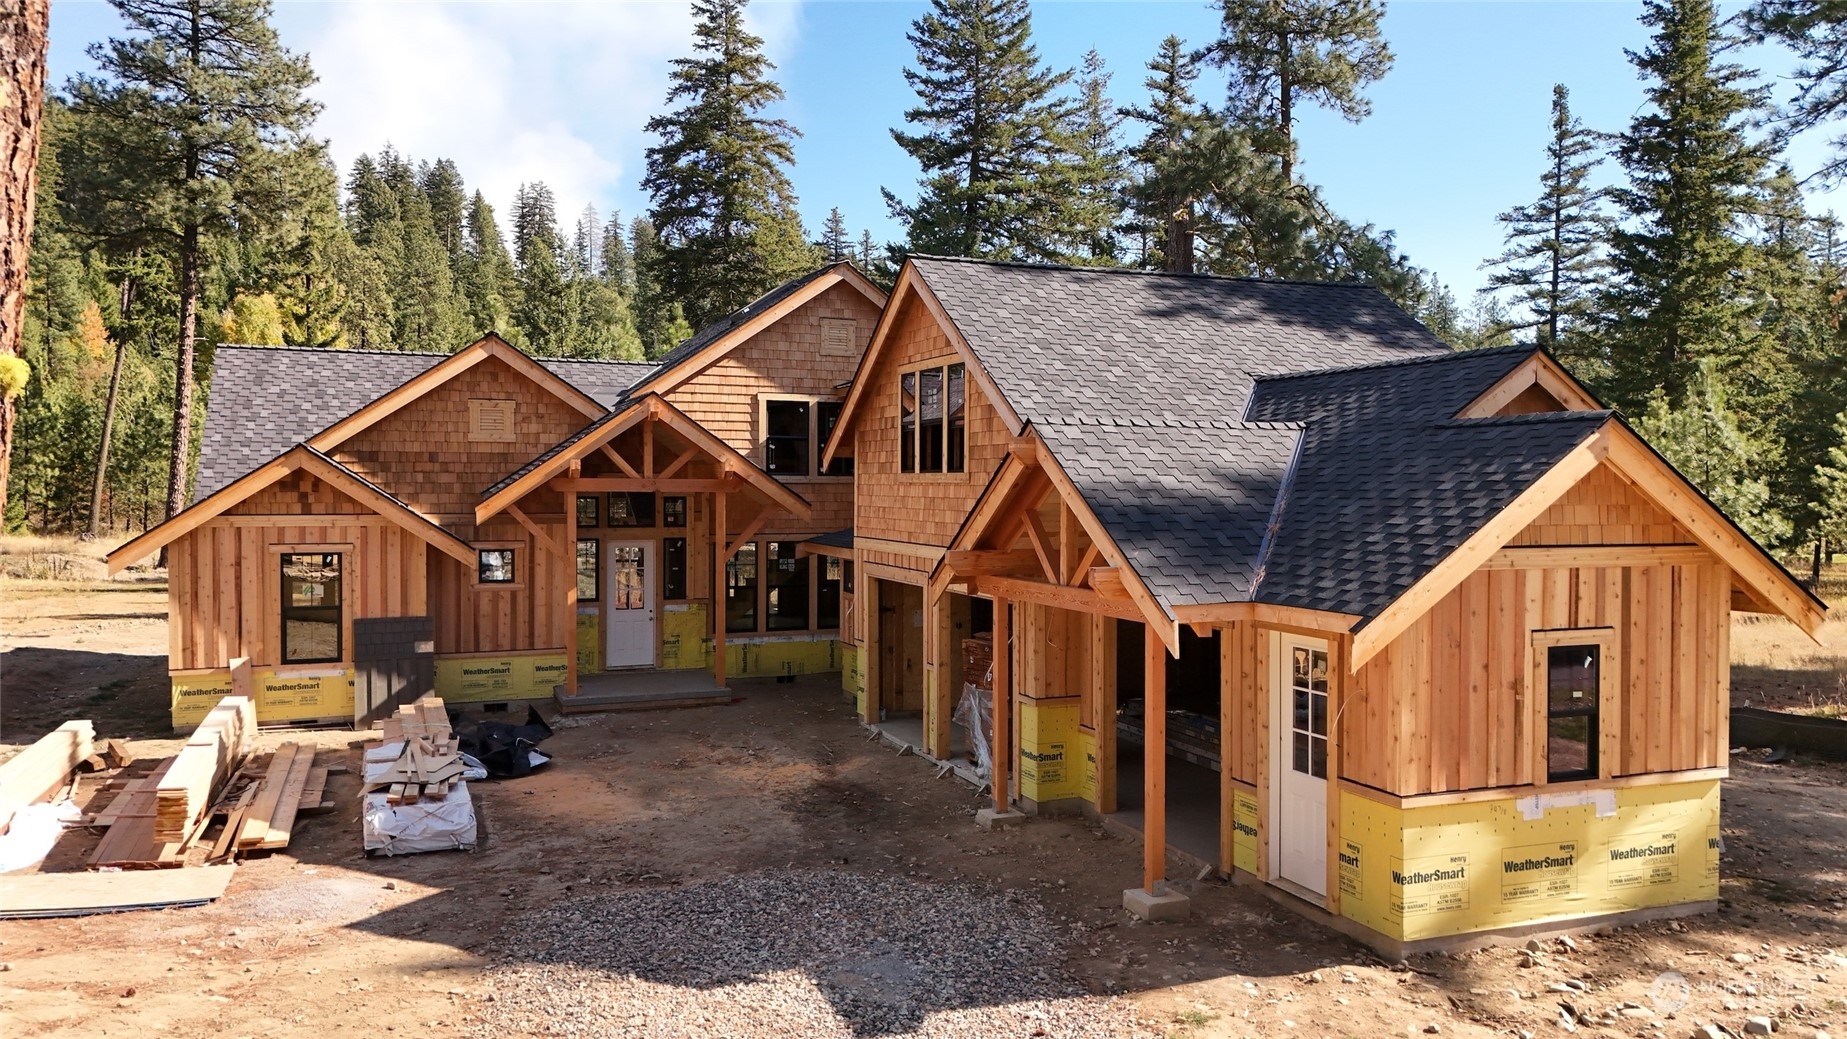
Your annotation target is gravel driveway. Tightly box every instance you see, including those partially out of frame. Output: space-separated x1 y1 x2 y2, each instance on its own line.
473 869 1151 1038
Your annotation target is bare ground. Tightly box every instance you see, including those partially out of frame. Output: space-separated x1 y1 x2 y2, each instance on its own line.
1 571 1844 1039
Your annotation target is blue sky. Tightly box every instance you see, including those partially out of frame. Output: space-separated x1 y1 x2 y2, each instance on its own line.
44 0 1846 301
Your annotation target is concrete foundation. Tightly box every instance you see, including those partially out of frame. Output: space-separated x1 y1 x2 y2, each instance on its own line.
975 808 1027 831
1123 884 1192 922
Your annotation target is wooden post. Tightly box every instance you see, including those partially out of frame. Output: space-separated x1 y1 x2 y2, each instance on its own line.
927 589 952 758
713 489 727 689
862 577 880 724
992 596 1011 812
564 484 578 696
1144 622 1167 894
1092 614 1117 813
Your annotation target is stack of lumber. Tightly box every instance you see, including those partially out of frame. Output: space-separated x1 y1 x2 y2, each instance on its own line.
0 720 95 833
367 697 465 805
89 759 188 868
1 864 237 919
154 696 255 843
223 742 327 854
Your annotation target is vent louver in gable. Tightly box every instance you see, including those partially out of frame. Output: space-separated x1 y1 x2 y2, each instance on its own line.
820 318 856 356
468 399 517 443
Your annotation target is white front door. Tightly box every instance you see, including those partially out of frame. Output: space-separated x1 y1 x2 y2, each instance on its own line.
1271 634 1330 896
605 541 655 668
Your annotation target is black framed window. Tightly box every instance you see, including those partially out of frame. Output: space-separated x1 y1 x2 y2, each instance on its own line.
765 400 811 475
918 367 944 471
766 541 809 632
663 495 687 527
818 555 843 630
281 553 342 664
843 559 854 595
726 542 758 633
818 401 853 476
576 539 599 601
663 537 688 600
607 492 655 527
576 495 599 528
478 548 516 584
1546 644 1601 782
899 371 916 473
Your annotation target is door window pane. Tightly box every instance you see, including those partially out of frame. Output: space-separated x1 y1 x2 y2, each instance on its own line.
576 539 599 601
765 400 811 475
1289 645 1329 779
281 553 342 664
726 542 758 633
766 541 809 631
609 546 646 610
1545 643 1600 781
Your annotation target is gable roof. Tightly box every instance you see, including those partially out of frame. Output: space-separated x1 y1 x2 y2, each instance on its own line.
194 342 654 501
827 255 1452 461
623 261 887 397
108 443 477 573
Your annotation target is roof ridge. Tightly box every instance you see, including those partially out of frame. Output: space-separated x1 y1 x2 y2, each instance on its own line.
216 343 455 358
1251 342 1534 384
1441 409 1615 428
1036 417 1306 431
908 253 1383 291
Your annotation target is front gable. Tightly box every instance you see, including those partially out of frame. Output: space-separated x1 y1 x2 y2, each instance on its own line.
333 353 597 528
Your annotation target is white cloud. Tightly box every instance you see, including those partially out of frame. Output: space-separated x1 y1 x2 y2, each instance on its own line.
290 0 804 229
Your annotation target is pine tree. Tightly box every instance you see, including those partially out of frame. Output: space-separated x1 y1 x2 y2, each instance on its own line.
1203 0 1392 184
68 0 319 521
1481 84 1609 359
643 0 814 329
1123 36 1211 272
630 215 692 358
600 211 633 290
457 190 516 342
1742 0 1847 180
883 0 1076 260
821 207 851 261
1057 50 1128 265
420 158 468 266
1600 0 1772 412
511 182 566 353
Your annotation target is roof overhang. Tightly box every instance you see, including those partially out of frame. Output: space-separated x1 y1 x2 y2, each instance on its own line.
1349 417 1827 669
106 445 478 574
929 430 1179 654
475 393 811 525
628 263 888 398
822 260 1023 469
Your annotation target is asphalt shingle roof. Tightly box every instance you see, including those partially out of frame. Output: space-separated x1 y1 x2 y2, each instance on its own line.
194 346 654 502
807 528 854 550
910 257 1613 622
908 255 1451 428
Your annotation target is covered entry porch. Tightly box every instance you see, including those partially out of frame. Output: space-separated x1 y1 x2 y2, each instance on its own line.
476 393 813 702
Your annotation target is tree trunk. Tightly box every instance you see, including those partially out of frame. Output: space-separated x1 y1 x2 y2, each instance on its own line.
1811 537 1824 591
1165 201 1195 274
89 277 133 535
0 0 51 529
166 225 201 523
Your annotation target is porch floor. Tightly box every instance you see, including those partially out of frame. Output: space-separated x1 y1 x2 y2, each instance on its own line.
1111 738 1222 871
554 668 732 714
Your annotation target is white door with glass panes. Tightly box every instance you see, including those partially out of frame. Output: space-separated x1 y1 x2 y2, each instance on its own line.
605 542 654 668
1271 635 1330 896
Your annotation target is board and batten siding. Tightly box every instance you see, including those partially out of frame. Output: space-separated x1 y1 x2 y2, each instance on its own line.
664 280 883 538
852 294 1015 550
428 513 573 656
1339 464 1727 797
172 472 429 670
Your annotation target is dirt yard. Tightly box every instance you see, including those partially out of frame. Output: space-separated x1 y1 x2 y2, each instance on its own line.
2 558 1845 1039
